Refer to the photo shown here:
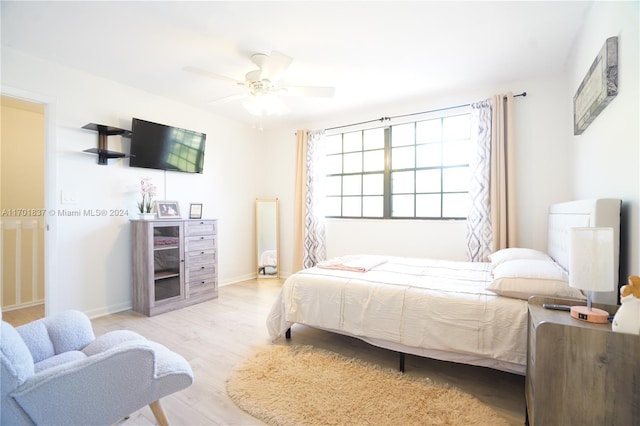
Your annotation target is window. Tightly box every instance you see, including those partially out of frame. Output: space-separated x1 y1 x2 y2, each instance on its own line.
324 109 472 219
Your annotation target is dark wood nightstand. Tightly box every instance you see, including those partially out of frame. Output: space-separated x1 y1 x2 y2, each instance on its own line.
526 296 639 425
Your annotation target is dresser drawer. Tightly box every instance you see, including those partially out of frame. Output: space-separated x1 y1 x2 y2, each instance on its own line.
186 249 216 267
185 220 217 237
185 235 216 252
188 277 217 296
186 266 217 286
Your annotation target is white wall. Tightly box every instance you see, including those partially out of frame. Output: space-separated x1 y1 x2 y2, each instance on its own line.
325 219 468 261
2 47 265 317
567 1 639 284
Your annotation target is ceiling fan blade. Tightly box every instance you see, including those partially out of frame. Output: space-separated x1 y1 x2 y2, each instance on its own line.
207 92 249 105
281 85 336 98
183 66 244 85
259 51 293 82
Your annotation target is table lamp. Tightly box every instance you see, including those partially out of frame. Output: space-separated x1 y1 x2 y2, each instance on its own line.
569 227 615 323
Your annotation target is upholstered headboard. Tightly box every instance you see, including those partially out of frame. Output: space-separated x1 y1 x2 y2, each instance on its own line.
548 198 621 305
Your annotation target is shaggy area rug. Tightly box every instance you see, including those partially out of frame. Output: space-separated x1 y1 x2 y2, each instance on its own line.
226 344 510 426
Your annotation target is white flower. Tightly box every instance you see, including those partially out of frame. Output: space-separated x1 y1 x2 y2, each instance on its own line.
138 177 157 213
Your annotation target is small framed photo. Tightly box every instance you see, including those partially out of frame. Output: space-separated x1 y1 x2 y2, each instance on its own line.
189 203 203 219
155 201 181 219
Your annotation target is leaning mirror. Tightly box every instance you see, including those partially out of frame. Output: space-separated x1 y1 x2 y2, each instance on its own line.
256 198 279 279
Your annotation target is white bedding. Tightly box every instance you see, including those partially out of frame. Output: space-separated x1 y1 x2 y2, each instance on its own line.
267 256 529 374
266 199 621 375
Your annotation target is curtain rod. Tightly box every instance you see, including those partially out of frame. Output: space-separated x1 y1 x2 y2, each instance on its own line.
324 91 527 132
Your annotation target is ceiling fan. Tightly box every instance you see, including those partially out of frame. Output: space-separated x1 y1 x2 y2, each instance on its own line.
184 51 335 116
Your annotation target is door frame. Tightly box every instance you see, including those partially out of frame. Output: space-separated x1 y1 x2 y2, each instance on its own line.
1 85 57 316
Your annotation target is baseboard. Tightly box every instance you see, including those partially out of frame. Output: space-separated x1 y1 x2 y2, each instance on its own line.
85 301 133 319
88 273 287 319
1 300 45 312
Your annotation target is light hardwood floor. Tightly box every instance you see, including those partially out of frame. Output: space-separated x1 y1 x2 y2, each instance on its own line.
3 279 526 425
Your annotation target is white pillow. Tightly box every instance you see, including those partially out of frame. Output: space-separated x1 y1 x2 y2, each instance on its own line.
488 248 551 267
487 259 586 300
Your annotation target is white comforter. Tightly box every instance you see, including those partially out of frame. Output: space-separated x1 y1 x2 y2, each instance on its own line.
267 256 528 371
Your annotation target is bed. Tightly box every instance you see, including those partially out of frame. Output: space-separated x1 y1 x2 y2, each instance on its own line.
266 199 621 375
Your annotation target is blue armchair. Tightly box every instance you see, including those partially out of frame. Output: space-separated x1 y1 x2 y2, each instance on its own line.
1 310 194 425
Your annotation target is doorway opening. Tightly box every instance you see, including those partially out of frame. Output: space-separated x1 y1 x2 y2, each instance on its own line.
1 95 46 323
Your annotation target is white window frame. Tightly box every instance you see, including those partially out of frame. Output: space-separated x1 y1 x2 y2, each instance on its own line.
324 106 471 220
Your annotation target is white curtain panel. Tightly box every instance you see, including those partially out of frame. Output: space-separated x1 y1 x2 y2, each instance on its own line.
467 99 493 262
302 129 327 269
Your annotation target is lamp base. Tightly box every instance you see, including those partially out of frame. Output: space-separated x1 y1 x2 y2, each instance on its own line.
570 305 610 323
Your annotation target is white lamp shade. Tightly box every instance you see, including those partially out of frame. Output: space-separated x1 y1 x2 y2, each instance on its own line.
569 227 615 292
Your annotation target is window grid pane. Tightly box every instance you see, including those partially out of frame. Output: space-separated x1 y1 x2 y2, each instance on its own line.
392 194 414 217
391 170 415 194
391 146 415 170
342 196 362 217
416 194 442 218
342 175 362 195
363 173 384 195
363 196 384 217
391 123 415 147
343 152 363 173
325 154 343 174
324 134 343 155
363 128 385 150
363 149 385 172
343 132 362 152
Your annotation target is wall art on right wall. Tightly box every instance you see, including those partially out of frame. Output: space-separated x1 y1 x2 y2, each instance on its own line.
573 36 619 135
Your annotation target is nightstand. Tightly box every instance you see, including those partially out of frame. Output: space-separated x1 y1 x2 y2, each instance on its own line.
526 296 639 425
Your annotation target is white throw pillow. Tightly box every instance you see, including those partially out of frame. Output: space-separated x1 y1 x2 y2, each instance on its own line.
487 259 586 300
488 248 551 267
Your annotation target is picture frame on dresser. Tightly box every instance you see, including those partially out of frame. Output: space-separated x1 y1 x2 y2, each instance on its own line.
156 201 180 219
189 203 203 219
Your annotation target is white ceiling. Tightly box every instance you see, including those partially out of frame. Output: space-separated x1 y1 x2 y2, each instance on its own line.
1 1 592 128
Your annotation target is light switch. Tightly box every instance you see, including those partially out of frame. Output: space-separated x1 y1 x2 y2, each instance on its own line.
61 191 78 204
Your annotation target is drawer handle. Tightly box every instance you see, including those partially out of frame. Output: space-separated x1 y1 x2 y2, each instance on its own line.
200 221 204 224
200 236 204 240
201 251 205 254
201 266 205 269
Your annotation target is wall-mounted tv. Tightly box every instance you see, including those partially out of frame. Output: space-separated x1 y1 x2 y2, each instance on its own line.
129 118 206 174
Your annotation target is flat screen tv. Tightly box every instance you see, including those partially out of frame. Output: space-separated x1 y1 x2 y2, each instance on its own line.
129 118 206 173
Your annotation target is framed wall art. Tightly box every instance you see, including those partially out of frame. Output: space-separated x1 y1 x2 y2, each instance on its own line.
573 36 618 135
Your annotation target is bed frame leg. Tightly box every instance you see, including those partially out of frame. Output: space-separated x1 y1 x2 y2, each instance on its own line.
285 327 291 340
399 352 405 373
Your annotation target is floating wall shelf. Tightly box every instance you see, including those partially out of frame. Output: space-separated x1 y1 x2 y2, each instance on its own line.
82 123 132 165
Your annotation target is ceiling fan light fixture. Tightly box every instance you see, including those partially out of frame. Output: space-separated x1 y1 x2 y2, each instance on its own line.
186 50 335 116
242 93 289 116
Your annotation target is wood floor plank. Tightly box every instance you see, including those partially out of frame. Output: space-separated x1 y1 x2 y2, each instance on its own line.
4 278 525 425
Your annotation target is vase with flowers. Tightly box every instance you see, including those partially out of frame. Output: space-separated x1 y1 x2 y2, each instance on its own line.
137 177 157 220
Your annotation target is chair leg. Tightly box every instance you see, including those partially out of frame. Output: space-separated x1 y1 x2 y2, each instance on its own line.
149 400 169 426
